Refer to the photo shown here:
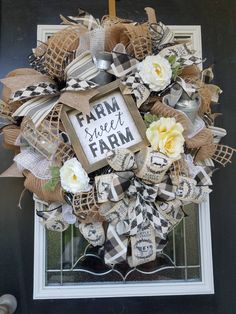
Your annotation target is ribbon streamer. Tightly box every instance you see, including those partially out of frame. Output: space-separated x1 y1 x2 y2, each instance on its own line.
99 148 213 265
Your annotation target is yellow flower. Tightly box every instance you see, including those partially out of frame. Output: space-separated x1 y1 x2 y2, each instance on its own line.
146 117 185 160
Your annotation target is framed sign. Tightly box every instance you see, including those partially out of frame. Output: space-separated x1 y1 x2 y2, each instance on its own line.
61 80 148 173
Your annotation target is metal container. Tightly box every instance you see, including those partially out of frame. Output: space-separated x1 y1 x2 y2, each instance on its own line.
175 95 200 123
92 51 115 85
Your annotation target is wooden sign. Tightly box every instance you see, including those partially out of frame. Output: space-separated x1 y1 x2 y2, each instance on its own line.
61 80 148 173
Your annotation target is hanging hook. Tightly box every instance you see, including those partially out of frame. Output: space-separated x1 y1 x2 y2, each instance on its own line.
108 0 116 17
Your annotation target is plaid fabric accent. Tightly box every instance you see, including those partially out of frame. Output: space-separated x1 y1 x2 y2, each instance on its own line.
123 72 150 107
156 175 176 201
96 172 133 203
110 49 139 78
108 172 133 202
194 166 213 186
63 78 98 91
195 158 215 178
61 8 99 30
201 66 214 83
10 82 58 102
104 224 128 265
12 95 59 127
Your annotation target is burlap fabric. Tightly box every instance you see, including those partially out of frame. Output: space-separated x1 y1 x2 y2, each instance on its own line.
24 171 65 203
2 125 21 152
44 25 86 79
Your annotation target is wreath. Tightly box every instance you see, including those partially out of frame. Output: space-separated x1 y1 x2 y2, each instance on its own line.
0 5 235 267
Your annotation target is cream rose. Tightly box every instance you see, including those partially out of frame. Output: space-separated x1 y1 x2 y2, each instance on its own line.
138 55 172 92
60 158 90 194
146 117 185 160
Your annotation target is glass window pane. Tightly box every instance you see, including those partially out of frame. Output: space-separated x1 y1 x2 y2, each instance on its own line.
45 204 200 285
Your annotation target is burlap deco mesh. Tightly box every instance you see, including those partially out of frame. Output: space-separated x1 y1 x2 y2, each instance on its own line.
1 68 39 103
2 125 21 151
24 171 65 203
104 24 130 52
125 23 152 60
150 100 190 137
198 85 213 115
21 104 74 163
72 187 103 224
185 128 214 149
44 26 82 79
180 65 201 81
211 144 236 167
194 145 217 162
185 128 216 161
101 15 132 26
140 94 160 112
151 101 217 161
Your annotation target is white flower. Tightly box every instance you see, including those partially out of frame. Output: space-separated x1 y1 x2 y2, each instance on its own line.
138 55 172 92
146 117 185 160
60 158 90 194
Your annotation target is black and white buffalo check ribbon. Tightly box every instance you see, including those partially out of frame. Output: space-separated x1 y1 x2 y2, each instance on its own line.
104 224 128 265
10 82 58 102
110 44 139 78
63 78 98 91
61 8 100 30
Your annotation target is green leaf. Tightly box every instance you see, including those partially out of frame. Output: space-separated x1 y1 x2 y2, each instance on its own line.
50 165 60 178
172 64 182 81
144 113 159 127
43 165 60 191
44 177 60 191
168 55 177 66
